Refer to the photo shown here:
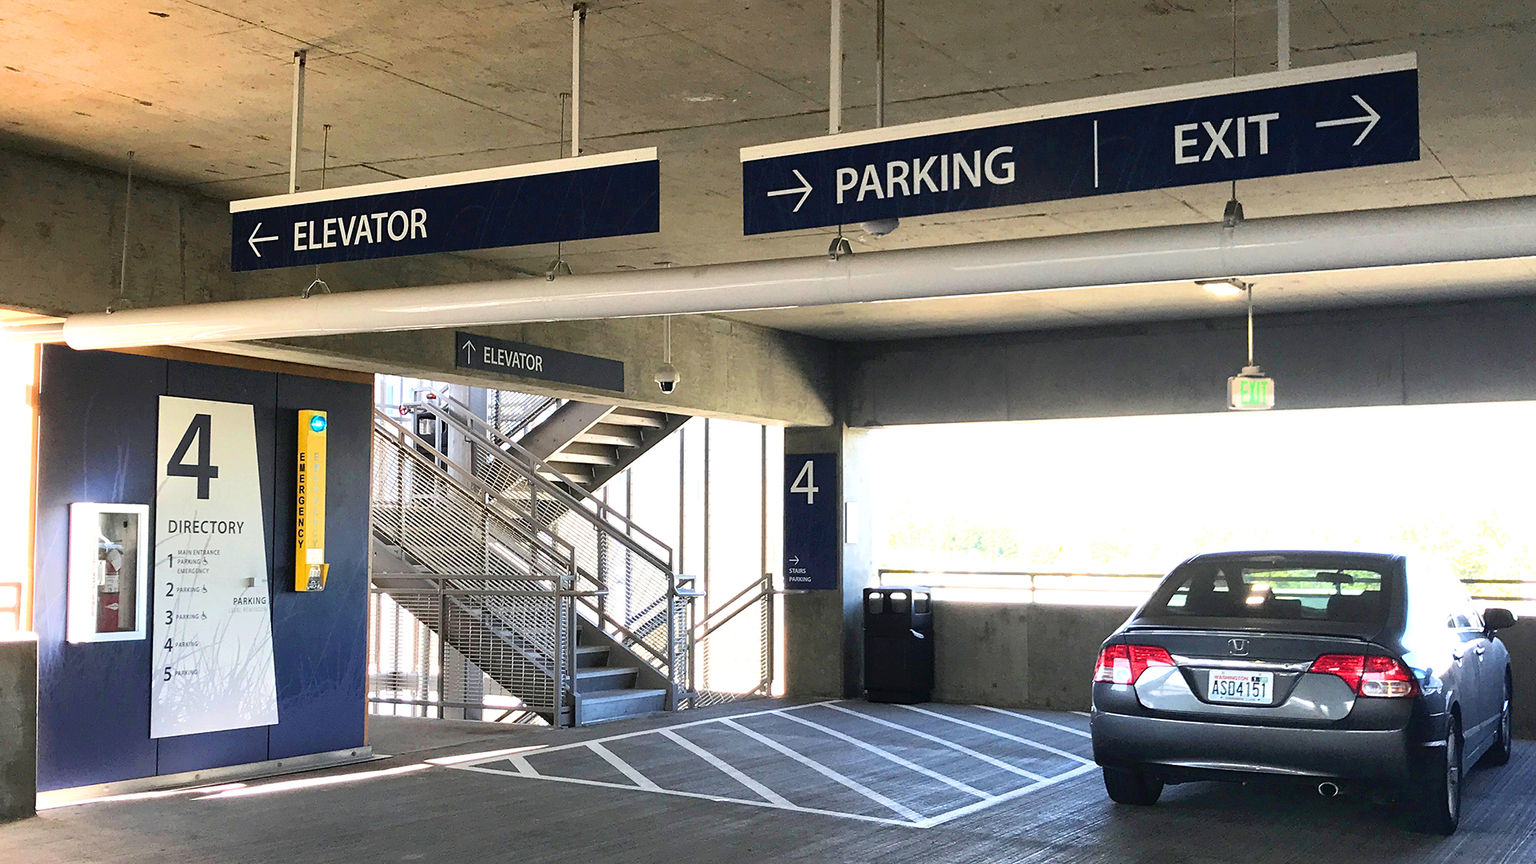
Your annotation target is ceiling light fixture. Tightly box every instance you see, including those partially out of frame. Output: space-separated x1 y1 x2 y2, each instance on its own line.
1196 277 1249 298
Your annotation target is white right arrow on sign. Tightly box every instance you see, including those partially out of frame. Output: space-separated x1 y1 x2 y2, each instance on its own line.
1315 94 1381 146
766 169 814 212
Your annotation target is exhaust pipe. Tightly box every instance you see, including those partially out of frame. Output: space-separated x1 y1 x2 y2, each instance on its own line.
1317 781 1341 798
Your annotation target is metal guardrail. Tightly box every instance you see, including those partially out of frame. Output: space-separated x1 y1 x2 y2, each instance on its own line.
879 568 1536 607
372 413 581 721
689 573 775 707
380 401 697 714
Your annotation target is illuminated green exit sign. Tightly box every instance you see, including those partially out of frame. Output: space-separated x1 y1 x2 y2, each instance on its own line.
1228 373 1275 411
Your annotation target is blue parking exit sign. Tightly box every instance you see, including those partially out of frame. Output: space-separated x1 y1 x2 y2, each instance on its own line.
742 54 1418 235
230 148 659 272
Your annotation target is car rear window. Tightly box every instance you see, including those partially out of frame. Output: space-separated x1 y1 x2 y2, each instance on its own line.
1144 561 1391 626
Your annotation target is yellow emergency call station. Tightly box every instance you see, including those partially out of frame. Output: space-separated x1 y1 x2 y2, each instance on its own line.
295 410 330 591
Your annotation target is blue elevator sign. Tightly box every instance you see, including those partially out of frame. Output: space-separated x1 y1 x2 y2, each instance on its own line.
741 55 1417 235
783 454 838 591
229 148 659 272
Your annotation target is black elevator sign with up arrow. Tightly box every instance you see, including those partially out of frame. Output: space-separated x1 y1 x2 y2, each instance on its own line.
742 54 1418 234
229 149 659 272
454 332 625 393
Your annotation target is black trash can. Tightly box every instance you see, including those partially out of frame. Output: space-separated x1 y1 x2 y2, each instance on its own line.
863 586 934 703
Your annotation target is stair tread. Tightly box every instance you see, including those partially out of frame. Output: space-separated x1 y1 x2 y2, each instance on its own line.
579 687 665 702
576 666 636 678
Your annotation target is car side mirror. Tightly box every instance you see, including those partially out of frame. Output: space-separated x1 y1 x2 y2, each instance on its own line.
1483 607 1518 633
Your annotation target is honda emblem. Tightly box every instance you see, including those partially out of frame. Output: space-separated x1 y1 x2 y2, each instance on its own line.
1228 638 1250 655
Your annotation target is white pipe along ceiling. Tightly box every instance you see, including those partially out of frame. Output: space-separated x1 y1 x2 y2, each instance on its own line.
28 195 1536 350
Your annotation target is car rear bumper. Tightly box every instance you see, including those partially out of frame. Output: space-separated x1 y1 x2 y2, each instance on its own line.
1091 710 1423 784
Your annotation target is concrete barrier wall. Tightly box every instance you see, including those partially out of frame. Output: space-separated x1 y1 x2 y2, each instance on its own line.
0 637 36 822
931 601 1536 738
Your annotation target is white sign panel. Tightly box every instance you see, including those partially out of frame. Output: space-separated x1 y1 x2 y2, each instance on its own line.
152 396 279 739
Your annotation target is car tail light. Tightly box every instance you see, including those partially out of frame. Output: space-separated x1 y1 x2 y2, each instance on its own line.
1094 644 1174 685
1309 654 1417 698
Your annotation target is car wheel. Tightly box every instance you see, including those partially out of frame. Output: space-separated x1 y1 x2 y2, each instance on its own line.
1483 679 1514 767
1103 766 1163 806
1413 715 1462 835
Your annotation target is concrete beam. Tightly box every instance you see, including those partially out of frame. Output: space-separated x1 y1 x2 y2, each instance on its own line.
0 144 835 425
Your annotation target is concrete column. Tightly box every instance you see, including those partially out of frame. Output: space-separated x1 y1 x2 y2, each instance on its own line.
0 636 36 822
782 426 875 699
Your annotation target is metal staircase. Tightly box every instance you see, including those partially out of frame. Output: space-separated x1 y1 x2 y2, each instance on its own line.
370 404 698 726
516 400 689 491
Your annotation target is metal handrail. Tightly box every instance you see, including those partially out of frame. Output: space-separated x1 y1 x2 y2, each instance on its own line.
500 395 564 442
879 568 1536 604
693 574 772 642
373 409 582 574
418 394 676 572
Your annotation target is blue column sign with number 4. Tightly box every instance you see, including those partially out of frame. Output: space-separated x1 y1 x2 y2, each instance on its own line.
784 453 838 590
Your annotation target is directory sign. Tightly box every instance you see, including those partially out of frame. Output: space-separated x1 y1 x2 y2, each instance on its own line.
152 396 279 738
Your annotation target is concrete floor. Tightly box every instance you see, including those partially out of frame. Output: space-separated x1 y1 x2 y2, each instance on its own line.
4 699 1534 863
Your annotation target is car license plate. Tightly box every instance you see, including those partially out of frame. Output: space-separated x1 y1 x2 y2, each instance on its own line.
1207 671 1273 704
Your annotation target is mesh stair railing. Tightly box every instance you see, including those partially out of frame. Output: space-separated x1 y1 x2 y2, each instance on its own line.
691 573 775 707
404 396 696 708
372 409 586 721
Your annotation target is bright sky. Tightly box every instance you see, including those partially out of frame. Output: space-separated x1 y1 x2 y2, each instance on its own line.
0 343 35 633
868 402 1536 578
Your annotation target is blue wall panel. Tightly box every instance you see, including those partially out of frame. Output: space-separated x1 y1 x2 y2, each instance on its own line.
34 346 370 791
34 348 165 791
268 374 370 759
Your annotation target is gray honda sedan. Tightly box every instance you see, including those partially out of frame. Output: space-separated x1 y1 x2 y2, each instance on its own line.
1090 551 1517 834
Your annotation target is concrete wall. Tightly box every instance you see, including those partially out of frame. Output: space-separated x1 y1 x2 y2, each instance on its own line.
0 144 836 425
929 601 1536 738
931 602 1131 711
842 295 1536 426
0 637 36 822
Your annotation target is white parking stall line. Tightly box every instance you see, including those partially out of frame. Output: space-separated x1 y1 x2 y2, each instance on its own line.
895 705 1095 765
659 729 794 807
973 705 1094 739
588 742 661 791
824 703 1047 782
719 718 924 822
446 700 839 768
772 710 992 800
452 764 919 829
915 763 1098 829
508 755 539 777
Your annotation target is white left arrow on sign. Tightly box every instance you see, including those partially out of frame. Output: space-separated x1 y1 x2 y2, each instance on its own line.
767 169 814 213
247 222 279 257
1314 94 1381 146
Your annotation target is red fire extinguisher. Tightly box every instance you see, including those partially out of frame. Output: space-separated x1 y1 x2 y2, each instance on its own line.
96 543 124 633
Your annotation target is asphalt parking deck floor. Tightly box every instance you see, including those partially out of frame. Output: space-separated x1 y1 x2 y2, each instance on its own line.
5 699 1534 863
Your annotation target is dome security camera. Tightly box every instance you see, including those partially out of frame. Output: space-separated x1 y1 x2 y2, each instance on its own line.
654 362 680 394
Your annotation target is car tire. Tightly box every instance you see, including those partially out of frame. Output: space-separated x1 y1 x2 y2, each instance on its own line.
1103 766 1163 806
1483 678 1514 767
1413 715 1462 835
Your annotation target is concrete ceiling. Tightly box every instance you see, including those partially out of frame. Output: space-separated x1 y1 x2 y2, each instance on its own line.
4 1 1536 339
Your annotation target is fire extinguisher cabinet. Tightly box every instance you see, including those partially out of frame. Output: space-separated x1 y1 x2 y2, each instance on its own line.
863 586 934 703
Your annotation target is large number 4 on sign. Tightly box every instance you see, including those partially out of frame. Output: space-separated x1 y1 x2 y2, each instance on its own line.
790 459 819 505
166 413 220 499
